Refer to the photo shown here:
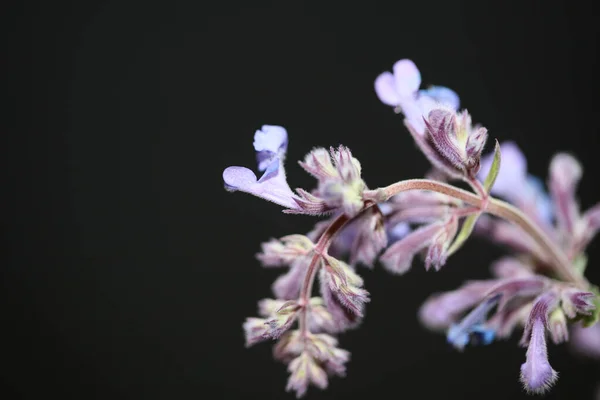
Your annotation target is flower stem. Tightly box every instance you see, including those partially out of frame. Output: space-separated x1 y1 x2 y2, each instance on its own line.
298 213 351 336
364 179 588 288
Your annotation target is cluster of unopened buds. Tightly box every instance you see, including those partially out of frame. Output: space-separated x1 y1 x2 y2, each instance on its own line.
223 59 600 398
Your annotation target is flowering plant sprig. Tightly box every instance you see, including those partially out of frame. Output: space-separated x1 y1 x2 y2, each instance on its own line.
223 59 600 397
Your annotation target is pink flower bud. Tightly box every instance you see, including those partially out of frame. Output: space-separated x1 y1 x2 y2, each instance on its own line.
379 221 445 274
549 153 582 235
286 352 328 398
243 301 300 347
256 235 314 267
296 146 367 217
425 216 458 271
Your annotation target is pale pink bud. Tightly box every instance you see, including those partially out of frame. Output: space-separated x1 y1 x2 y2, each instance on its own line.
549 153 582 235
379 221 444 274
256 235 314 267
286 352 328 398
425 216 458 271
548 308 569 344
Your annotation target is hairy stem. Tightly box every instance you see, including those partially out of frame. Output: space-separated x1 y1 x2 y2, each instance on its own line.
364 179 588 288
298 213 351 336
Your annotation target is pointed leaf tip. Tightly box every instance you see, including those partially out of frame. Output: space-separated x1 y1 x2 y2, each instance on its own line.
483 139 502 192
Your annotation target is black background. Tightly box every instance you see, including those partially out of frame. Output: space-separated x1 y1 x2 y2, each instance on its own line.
5 1 600 399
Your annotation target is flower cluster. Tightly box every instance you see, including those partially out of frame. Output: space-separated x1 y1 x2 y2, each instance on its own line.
223 59 599 397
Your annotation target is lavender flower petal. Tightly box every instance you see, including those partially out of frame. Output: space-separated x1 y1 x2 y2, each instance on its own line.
549 153 582 235
223 164 300 209
419 86 460 111
520 318 558 394
254 125 288 171
379 221 444 274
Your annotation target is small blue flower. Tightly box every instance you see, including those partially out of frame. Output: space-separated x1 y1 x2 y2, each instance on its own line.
447 293 500 350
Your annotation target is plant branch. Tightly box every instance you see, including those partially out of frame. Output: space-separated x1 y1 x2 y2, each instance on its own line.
364 179 588 288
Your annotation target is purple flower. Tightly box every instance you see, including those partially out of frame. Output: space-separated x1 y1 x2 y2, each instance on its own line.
319 256 370 331
549 153 582 231
419 280 497 331
223 125 301 210
374 59 460 131
423 108 488 179
519 292 560 394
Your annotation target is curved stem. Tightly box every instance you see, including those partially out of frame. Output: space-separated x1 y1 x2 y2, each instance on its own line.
298 213 351 336
364 179 588 288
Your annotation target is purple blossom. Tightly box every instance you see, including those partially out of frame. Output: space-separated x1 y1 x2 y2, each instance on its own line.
425 216 458 271
549 153 582 236
519 292 560 394
379 221 446 274
319 256 370 331
423 108 488 179
223 125 301 210
374 59 460 134
419 281 497 331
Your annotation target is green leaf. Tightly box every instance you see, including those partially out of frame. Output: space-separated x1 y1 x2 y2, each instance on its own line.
447 140 501 256
447 213 479 256
573 253 588 276
483 140 502 192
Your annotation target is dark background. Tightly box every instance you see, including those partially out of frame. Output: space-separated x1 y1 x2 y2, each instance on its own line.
5 1 599 399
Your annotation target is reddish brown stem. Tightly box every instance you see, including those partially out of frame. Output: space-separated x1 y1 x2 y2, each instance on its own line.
298 213 351 336
364 179 588 288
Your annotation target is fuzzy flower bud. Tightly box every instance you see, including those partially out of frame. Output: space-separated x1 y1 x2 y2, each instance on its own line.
256 235 314 267
548 308 569 344
560 289 596 319
423 108 488 179
319 256 370 331
296 146 367 217
425 216 458 271
284 333 350 398
379 220 449 275
243 300 300 347
549 153 582 236
307 297 337 333
286 352 328 398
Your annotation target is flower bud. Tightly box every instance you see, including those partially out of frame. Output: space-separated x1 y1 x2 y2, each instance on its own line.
297 146 367 217
548 308 569 344
256 235 314 267
423 108 488 179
